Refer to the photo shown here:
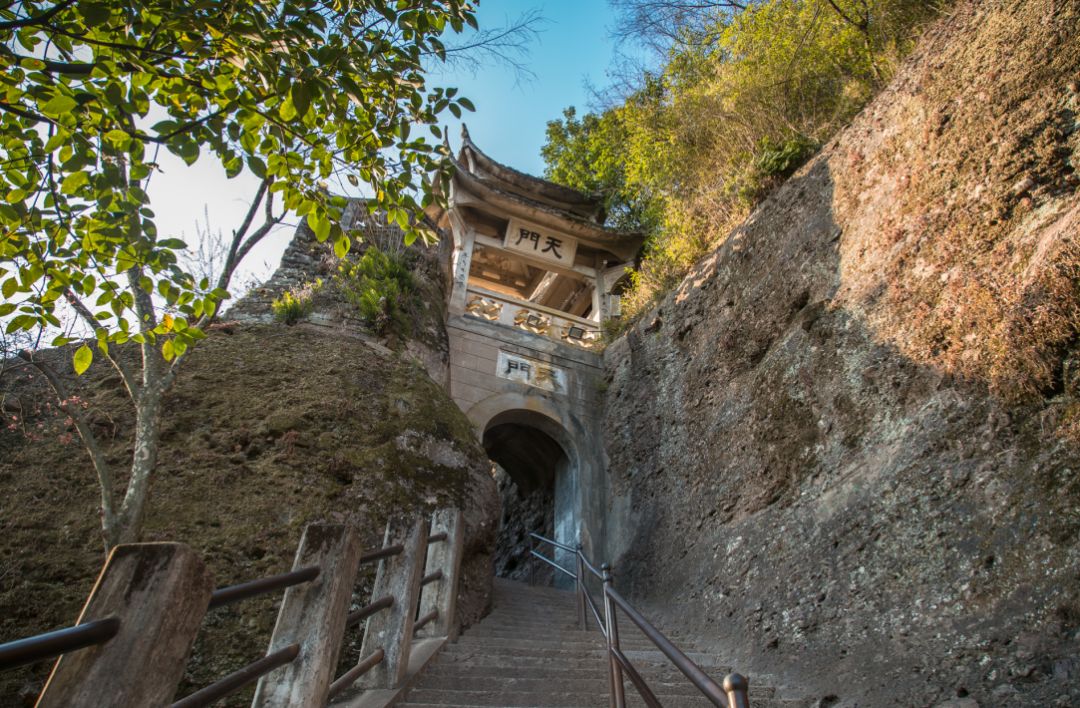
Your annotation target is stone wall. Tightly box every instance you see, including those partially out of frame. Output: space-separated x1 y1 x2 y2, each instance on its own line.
599 2 1080 706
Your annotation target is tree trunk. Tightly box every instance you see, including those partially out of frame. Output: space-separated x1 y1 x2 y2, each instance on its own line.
112 376 165 548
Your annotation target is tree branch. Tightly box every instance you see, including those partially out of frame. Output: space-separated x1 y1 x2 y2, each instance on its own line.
824 0 868 31
0 0 76 30
62 288 139 399
215 177 269 294
17 350 117 546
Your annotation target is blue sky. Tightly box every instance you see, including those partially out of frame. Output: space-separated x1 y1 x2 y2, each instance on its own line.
435 1 622 175
147 2 627 287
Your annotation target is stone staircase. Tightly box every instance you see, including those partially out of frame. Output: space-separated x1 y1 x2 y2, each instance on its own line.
398 578 800 708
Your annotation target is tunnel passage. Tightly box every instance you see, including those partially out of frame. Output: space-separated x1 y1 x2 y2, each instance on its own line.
482 411 576 586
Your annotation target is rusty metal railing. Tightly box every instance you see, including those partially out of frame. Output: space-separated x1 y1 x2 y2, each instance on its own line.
1 513 463 705
530 532 750 708
0 617 120 671
172 537 411 707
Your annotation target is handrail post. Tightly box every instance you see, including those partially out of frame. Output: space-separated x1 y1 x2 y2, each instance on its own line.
37 543 212 707
602 563 625 708
251 524 362 708
724 673 750 708
575 544 587 631
357 516 428 690
416 509 464 640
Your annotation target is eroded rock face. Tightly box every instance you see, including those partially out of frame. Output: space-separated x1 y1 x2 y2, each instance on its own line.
600 2 1080 706
492 465 556 585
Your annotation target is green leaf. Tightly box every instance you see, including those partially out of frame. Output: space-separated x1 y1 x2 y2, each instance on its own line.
2 278 17 299
43 95 77 116
0 303 15 316
60 171 90 194
291 82 312 119
73 344 93 375
80 3 111 27
333 234 350 259
306 211 331 242
247 156 267 178
161 338 175 362
279 96 297 122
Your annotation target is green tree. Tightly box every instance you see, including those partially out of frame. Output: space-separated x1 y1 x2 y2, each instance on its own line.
544 0 941 320
0 0 478 550
541 106 660 234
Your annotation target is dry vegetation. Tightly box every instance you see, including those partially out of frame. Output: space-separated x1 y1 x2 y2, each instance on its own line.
829 0 1080 421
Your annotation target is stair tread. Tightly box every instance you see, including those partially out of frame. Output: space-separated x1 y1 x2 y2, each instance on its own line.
396 579 776 707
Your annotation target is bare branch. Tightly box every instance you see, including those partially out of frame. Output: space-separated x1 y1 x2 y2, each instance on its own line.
17 350 117 545
429 9 545 83
215 177 270 294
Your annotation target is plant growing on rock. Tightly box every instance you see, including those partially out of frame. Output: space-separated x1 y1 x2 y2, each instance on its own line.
272 279 323 325
336 246 415 335
0 0 479 550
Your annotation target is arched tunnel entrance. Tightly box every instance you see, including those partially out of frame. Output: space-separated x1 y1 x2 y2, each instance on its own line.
481 409 578 587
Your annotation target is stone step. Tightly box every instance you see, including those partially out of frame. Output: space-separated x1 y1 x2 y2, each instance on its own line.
452 637 654 652
413 674 777 698
420 662 744 684
438 645 728 668
400 690 795 708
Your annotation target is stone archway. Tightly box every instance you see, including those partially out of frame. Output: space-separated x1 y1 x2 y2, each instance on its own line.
469 397 582 587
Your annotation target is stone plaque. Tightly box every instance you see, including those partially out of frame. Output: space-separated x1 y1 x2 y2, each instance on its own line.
496 351 567 393
503 218 578 266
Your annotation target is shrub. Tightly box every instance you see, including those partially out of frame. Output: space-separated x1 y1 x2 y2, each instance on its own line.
271 279 322 325
337 246 415 335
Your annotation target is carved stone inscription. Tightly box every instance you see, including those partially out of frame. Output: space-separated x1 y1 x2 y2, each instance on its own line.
503 219 578 265
496 351 567 393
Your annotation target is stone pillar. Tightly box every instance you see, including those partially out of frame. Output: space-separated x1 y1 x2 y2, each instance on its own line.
448 208 475 316
37 543 212 708
252 524 362 708
358 517 428 689
417 509 465 640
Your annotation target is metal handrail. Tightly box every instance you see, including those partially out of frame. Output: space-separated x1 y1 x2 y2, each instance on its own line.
345 596 394 628
612 646 661 708
208 566 319 609
607 585 728 705
529 549 576 579
327 648 385 700
358 543 404 564
0 617 120 671
582 587 606 637
529 533 750 708
171 644 299 708
529 531 576 553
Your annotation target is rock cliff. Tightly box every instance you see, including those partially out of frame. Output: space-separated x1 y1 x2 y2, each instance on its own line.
600 1 1080 705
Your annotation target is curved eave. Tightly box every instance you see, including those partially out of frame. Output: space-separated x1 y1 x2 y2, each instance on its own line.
459 127 604 220
451 158 643 262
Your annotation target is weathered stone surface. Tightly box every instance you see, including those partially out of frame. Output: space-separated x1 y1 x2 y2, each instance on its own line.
599 2 1080 706
252 524 362 708
37 543 211 708
492 465 556 586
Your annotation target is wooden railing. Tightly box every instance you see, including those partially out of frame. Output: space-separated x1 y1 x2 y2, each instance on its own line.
0 509 465 707
463 285 603 350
